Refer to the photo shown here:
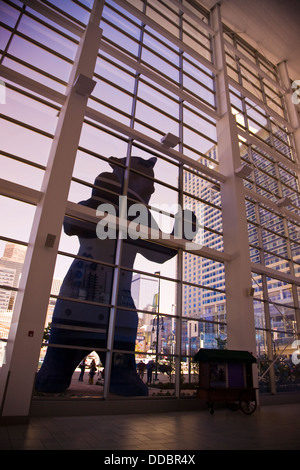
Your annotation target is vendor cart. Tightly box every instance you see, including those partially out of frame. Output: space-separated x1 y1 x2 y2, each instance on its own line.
194 348 257 415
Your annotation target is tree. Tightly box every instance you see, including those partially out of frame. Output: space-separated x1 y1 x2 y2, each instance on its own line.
43 322 52 344
215 336 227 349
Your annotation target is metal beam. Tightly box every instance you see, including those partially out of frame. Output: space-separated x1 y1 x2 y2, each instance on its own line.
0 179 42 206
228 76 295 133
111 0 219 76
237 127 299 174
224 39 286 95
211 3 257 360
99 42 219 121
21 0 84 37
85 106 226 183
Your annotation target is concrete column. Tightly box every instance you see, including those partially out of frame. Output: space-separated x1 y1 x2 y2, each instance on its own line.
0 2 103 421
210 5 257 360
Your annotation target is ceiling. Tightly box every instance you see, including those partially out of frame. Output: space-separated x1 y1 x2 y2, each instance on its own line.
200 0 300 81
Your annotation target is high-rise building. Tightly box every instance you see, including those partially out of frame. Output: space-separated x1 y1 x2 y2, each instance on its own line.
131 274 159 313
131 273 158 351
0 243 26 310
183 144 225 350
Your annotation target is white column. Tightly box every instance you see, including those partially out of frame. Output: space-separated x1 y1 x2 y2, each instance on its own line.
0 2 103 421
211 5 257 359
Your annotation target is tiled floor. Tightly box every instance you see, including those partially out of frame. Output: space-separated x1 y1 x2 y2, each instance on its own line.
1 402 299 450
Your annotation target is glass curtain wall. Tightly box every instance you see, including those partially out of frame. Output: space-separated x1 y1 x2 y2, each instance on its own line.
224 26 300 393
0 0 299 407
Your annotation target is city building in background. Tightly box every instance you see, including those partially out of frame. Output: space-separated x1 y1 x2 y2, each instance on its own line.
0 243 26 310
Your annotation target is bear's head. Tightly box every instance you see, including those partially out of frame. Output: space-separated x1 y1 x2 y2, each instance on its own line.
88 156 157 208
108 156 157 204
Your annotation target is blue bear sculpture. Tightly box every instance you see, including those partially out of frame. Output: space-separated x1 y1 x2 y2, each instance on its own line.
35 156 196 396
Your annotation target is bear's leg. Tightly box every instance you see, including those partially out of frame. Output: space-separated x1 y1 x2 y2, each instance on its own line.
35 345 86 393
108 313 148 396
35 299 107 393
109 351 148 396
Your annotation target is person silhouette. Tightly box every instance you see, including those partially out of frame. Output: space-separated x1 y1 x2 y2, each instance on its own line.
78 358 86 381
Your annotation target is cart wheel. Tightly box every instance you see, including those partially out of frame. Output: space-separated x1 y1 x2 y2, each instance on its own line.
239 391 257 415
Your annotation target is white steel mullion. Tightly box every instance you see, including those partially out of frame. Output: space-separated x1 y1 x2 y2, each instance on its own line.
224 39 286 95
110 0 218 76
261 274 276 394
0 179 42 206
244 186 300 223
175 13 184 399
85 106 225 183
21 0 84 37
211 4 257 365
0 66 223 183
0 65 65 105
167 0 214 36
251 263 300 287
102 236 123 399
238 127 299 174
1 57 223 183
64 200 231 264
99 42 219 120
228 77 295 133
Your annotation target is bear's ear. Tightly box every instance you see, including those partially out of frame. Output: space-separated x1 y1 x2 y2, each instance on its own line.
146 157 157 168
109 156 125 168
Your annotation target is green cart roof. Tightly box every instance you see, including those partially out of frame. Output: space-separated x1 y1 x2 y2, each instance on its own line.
194 349 257 364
